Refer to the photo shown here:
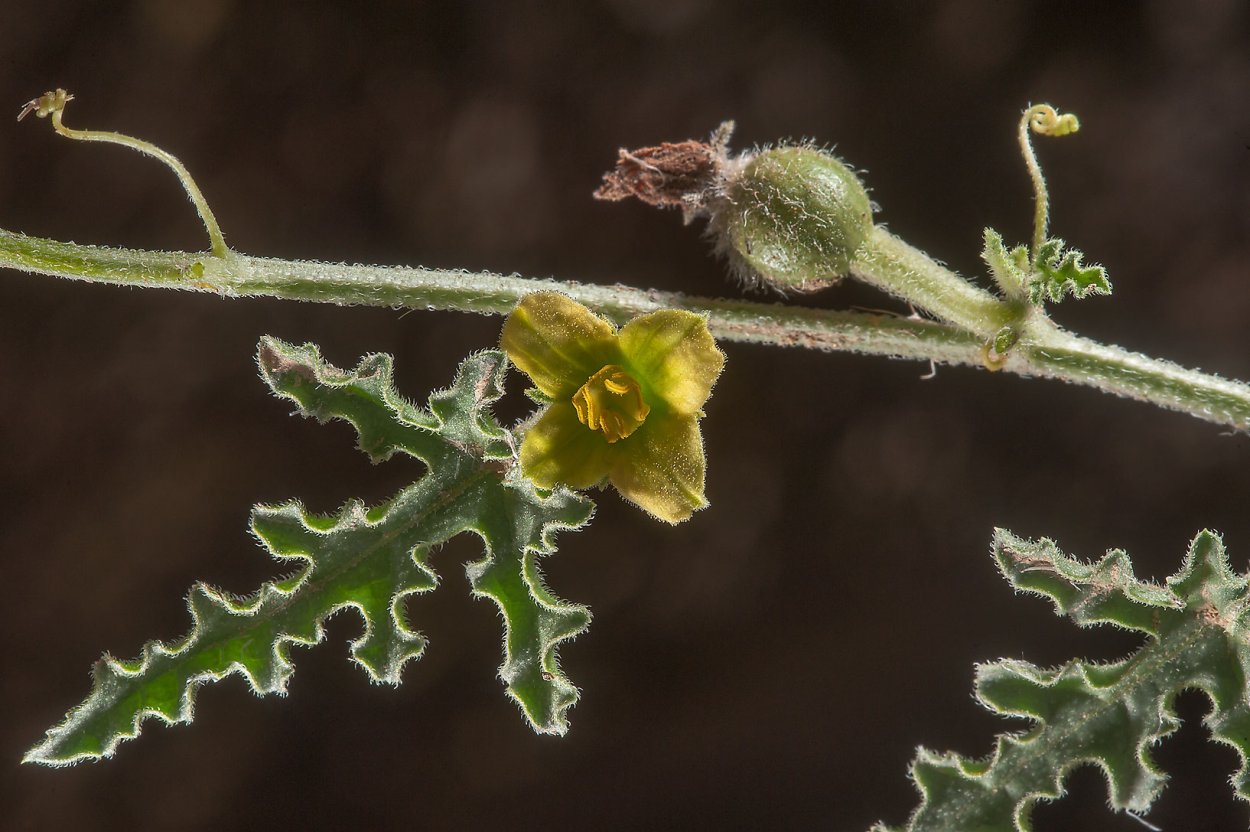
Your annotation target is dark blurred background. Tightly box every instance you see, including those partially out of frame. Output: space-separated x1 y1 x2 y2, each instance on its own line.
2 1 1249 830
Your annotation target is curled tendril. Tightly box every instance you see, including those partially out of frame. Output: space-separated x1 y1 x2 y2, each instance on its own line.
1026 104 1081 139
1018 104 1081 257
16 88 229 259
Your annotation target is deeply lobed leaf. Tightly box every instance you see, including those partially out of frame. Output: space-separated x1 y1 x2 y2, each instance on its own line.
25 339 594 766
875 530 1250 832
1028 238 1111 304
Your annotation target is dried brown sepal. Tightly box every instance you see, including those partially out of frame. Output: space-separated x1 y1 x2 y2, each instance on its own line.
594 138 720 208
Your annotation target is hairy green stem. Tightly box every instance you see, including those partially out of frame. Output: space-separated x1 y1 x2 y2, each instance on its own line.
0 227 985 363
4 227 1250 432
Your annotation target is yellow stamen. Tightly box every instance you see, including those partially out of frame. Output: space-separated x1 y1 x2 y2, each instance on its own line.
571 365 650 443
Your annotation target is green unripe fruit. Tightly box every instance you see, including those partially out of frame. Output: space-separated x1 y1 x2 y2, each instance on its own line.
718 146 873 292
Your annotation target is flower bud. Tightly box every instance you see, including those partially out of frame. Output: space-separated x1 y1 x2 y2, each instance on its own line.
716 146 873 292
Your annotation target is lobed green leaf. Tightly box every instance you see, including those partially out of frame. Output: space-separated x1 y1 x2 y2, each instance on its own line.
1028 238 1111 304
25 339 594 766
875 529 1250 831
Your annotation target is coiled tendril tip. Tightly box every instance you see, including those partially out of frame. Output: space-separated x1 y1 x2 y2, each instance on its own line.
1026 104 1081 138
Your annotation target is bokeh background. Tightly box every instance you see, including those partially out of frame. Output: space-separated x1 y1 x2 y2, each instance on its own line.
2 1 1249 829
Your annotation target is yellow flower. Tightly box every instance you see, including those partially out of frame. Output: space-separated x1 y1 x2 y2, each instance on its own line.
501 292 725 524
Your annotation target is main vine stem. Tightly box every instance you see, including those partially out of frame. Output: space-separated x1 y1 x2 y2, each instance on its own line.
4 225 1250 432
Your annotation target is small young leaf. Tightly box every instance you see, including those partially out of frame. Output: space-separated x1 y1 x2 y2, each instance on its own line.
981 228 1030 299
25 339 594 766
1028 237 1112 304
877 529 1250 832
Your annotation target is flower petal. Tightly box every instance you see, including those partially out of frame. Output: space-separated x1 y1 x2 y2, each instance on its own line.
618 310 725 415
609 414 707 524
502 292 620 399
519 404 616 490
